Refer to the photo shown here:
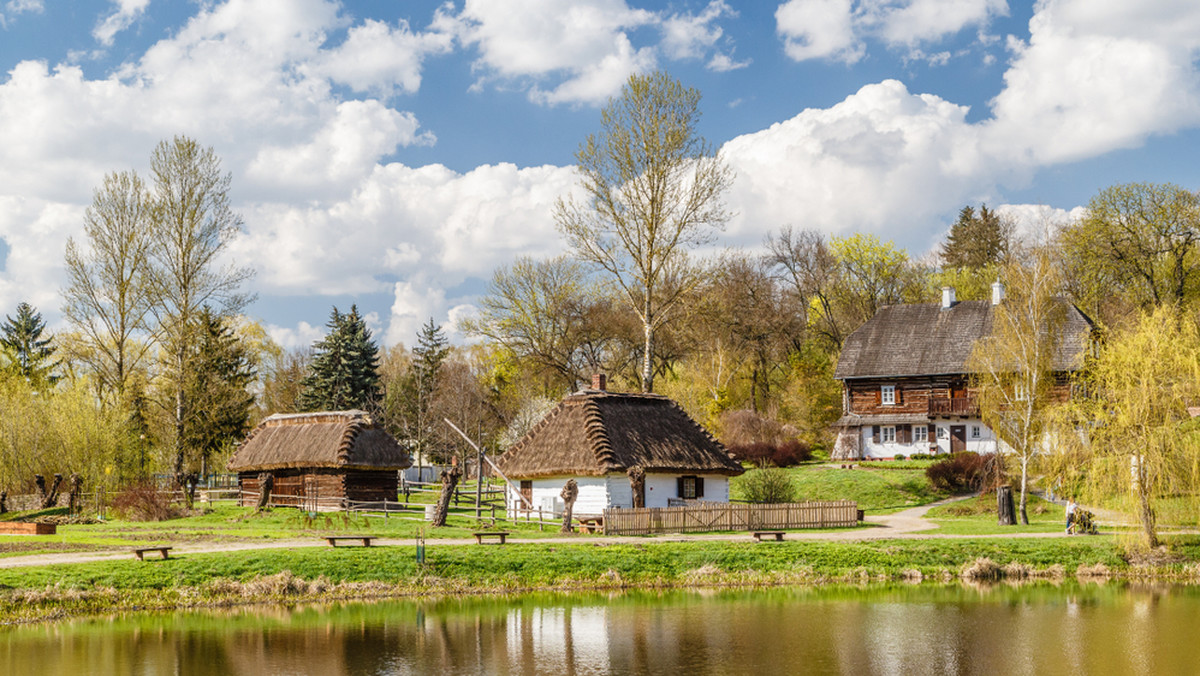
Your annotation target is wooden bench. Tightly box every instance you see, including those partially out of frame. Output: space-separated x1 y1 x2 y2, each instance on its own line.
326 535 375 547
752 531 786 542
473 531 510 545
133 546 172 560
577 517 604 534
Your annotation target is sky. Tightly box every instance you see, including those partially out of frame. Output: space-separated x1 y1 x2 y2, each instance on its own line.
2 0 1200 351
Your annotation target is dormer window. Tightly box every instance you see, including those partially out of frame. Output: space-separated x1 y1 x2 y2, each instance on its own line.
881 385 896 406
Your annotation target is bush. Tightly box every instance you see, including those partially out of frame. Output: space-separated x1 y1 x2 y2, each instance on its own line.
111 482 182 521
727 440 813 468
925 452 987 493
738 467 798 504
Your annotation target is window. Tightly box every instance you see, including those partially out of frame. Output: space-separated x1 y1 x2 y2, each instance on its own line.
971 426 981 439
1015 383 1029 401
881 385 896 405
677 475 704 499
881 426 896 443
937 426 947 439
913 426 928 443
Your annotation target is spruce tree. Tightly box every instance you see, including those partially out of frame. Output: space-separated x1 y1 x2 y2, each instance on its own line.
299 305 380 411
183 308 256 475
0 302 59 387
940 204 1010 270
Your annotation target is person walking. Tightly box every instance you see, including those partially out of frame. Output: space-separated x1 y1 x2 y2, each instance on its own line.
1065 498 1077 535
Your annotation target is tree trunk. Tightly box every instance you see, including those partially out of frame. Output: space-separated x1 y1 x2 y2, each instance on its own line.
627 466 645 508
67 474 84 513
256 473 274 511
641 319 654 393
431 466 462 527
560 479 579 533
1138 482 1158 549
997 485 1016 526
1018 458 1029 525
181 472 199 509
36 474 63 509
0 491 8 514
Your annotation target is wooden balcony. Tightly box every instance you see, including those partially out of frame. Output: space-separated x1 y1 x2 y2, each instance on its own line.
928 397 977 417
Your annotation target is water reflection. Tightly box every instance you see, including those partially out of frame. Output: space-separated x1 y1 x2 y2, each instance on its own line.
4 583 1200 675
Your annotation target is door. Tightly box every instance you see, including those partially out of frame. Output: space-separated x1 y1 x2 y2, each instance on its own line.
950 425 966 453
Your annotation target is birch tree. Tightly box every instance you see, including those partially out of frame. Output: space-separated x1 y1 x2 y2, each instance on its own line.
968 250 1072 525
556 71 732 392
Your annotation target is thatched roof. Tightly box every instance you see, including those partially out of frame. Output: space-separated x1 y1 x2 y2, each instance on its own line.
835 298 1095 380
496 390 743 480
227 410 411 472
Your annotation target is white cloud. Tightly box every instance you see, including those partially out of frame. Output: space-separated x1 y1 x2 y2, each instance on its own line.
994 203 1086 242
94 0 150 47
266 320 325 351
776 0 863 63
661 1 734 60
387 280 446 346
871 0 1008 47
307 18 453 97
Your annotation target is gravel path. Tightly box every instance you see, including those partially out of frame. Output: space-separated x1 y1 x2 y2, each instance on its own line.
0 494 1092 570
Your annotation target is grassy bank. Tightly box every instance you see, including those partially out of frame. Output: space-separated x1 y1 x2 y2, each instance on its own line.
731 461 947 512
4 534 1200 624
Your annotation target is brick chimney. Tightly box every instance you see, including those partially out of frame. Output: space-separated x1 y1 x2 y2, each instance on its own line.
591 373 607 391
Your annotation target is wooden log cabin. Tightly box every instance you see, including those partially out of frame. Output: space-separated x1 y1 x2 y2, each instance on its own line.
832 283 1095 460
228 410 411 509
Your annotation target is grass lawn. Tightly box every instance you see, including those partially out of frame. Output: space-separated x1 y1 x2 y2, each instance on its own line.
924 493 1071 535
732 461 950 513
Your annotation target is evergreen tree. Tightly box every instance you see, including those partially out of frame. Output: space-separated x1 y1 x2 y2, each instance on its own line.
299 305 380 411
940 205 1011 270
183 308 256 475
392 318 450 464
0 302 59 387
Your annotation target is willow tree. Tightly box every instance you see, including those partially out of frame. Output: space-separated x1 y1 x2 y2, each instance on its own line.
1060 306 1200 550
556 71 732 392
968 251 1072 525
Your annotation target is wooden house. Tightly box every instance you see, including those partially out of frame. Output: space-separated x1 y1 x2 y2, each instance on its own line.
228 410 411 509
495 375 744 516
832 284 1095 459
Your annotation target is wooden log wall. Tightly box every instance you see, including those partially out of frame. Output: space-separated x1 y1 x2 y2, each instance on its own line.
601 500 859 536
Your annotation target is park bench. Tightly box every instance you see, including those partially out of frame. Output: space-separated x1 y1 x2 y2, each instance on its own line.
577 517 604 534
752 531 786 542
326 535 375 547
133 546 173 560
473 531 510 545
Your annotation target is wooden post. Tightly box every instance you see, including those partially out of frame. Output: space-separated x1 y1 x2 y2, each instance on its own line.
997 486 1016 525
560 480 578 533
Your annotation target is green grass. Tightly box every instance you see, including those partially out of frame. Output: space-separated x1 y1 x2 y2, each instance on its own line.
732 463 948 512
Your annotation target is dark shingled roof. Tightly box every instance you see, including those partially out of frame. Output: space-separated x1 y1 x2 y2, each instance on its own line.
228 410 412 472
835 298 1095 380
496 390 744 480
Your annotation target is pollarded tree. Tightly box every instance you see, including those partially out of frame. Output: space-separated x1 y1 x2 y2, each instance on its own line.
0 302 59 388
556 71 732 393
299 305 381 411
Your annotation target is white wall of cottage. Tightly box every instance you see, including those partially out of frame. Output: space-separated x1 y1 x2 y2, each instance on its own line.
506 472 732 516
859 420 1000 458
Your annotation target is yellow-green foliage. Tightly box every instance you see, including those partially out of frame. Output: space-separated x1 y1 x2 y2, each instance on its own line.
0 376 134 493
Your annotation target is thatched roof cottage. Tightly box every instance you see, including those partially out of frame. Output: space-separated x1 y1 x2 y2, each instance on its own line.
496 375 743 516
228 410 411 509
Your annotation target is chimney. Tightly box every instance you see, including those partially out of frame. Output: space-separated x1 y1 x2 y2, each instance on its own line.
941 286 956 310
591 373 607 391
991 279 1005 306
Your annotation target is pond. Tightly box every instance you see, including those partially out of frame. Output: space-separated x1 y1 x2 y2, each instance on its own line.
3 583 1198 675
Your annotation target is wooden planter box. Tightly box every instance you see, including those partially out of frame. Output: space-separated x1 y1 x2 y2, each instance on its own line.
0 522 56 535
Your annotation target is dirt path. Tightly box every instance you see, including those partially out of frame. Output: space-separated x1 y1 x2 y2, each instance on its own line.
0 494 1083 570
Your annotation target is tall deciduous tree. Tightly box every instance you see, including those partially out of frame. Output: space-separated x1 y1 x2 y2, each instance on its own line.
62 170 154 399
0 302 59 388
968 250 1072 525
1058 182 1200 312
145 136 254 485
1058 306 1200 550
299 305 381 411
556 71 732 392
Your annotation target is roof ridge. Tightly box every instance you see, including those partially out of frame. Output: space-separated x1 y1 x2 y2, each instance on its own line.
665 398 739 466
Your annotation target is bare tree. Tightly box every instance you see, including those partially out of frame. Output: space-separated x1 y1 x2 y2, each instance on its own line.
560 479 578 533
62 170 154 400
556 71 732 392
145 136 255 489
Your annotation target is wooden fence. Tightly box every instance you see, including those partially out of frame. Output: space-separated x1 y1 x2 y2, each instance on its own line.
602 500 859 535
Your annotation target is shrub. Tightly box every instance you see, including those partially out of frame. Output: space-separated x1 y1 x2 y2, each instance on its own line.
925 452 987 493
738 467 798 504
727 440 813 468
111 481 182 521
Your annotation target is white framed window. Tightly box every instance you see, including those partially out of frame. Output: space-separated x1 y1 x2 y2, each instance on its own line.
1015 383 1029 401
937 426 947 439
881 426 896 443
881 385 896 405
971 425 981 439
913 426 928 443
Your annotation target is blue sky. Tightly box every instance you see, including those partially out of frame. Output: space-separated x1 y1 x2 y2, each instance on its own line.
1 0 1199 350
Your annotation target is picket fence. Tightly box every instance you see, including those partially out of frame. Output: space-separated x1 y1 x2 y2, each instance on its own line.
601 500 859 535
